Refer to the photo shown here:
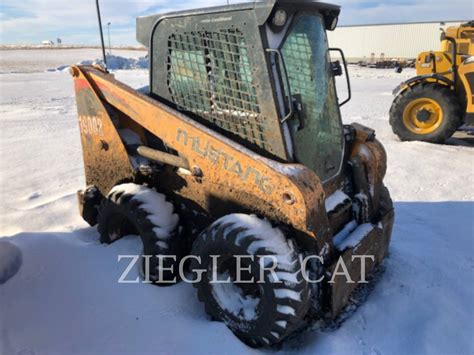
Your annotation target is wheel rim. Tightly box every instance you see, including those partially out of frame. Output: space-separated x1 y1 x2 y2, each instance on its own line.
402 97 443 134
209 256 262 322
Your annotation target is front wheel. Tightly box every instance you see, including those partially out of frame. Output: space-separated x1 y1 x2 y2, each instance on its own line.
390 83 462 143
97 183 183 284
190 214 310 347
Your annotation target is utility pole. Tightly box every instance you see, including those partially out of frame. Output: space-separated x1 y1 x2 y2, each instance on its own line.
107 22 112 55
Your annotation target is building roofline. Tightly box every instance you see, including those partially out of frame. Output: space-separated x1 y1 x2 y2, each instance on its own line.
337 19 469 28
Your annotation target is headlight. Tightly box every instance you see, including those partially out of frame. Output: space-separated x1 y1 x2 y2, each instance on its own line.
272 9 287 27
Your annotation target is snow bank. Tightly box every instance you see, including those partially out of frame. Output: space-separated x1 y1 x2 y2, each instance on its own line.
49 54 149 72
84 54 149 70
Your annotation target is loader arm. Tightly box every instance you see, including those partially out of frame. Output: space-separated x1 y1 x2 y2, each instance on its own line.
71 65 332 244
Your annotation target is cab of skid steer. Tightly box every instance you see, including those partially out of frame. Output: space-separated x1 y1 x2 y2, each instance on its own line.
136 0 347 183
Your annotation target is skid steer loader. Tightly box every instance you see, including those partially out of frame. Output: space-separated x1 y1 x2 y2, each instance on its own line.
390 21 474 143
72 0 394 347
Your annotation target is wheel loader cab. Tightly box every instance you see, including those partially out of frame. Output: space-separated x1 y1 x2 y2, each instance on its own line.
137 0 344 182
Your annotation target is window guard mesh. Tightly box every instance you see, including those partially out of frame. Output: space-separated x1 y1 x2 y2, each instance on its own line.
167 29 268 149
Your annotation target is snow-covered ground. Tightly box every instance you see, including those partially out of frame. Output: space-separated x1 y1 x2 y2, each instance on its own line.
0 48 146 74
0 50 473 355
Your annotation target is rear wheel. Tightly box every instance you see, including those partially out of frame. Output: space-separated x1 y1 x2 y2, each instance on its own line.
390 83 462 143
190 214 310 347
97 183 182 284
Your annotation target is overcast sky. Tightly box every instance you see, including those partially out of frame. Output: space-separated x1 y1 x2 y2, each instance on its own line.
0 0 472 45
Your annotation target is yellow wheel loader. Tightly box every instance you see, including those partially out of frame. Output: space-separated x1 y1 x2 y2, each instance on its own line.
72 0 394 347
390 21 474 143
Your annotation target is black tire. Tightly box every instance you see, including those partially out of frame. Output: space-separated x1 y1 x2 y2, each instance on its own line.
378 184 393 216
377 184 394 262
389 83 462 143
190 214 310 347
98 183 182 284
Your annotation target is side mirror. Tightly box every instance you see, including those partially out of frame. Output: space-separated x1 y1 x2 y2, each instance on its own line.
440 29 446 41
329 48 351 106
332 60 343 76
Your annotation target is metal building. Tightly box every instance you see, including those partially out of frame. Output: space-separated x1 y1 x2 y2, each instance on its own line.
327 20 466 62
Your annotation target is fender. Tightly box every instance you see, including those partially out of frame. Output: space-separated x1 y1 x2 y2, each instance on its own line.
392 74 454 96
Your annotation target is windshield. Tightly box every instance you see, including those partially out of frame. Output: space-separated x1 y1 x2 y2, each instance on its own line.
281 14 344 182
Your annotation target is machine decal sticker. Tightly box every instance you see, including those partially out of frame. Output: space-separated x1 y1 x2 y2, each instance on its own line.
176 128 274 194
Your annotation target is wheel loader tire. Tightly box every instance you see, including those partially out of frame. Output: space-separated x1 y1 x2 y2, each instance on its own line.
97 183 182 284
389 83 462 143
190 214 310 348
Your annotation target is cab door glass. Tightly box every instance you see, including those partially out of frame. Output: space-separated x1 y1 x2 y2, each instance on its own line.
281 14 344 181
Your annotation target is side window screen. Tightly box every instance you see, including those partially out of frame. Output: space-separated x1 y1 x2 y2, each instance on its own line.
167 30 268 149
168 44 210 113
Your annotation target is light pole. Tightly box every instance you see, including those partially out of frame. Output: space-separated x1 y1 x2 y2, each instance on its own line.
107 22 112 55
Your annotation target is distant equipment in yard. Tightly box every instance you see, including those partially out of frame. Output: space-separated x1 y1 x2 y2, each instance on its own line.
390 21 474 143
357 53 415 69
328 20 468 62
41 40 54 46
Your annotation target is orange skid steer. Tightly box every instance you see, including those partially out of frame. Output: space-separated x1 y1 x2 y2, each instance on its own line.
72 0 394 347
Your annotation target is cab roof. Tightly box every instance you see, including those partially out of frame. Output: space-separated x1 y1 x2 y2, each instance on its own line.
137 0 340 47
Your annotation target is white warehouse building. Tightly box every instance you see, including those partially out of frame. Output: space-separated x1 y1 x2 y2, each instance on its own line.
327 20 467 62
